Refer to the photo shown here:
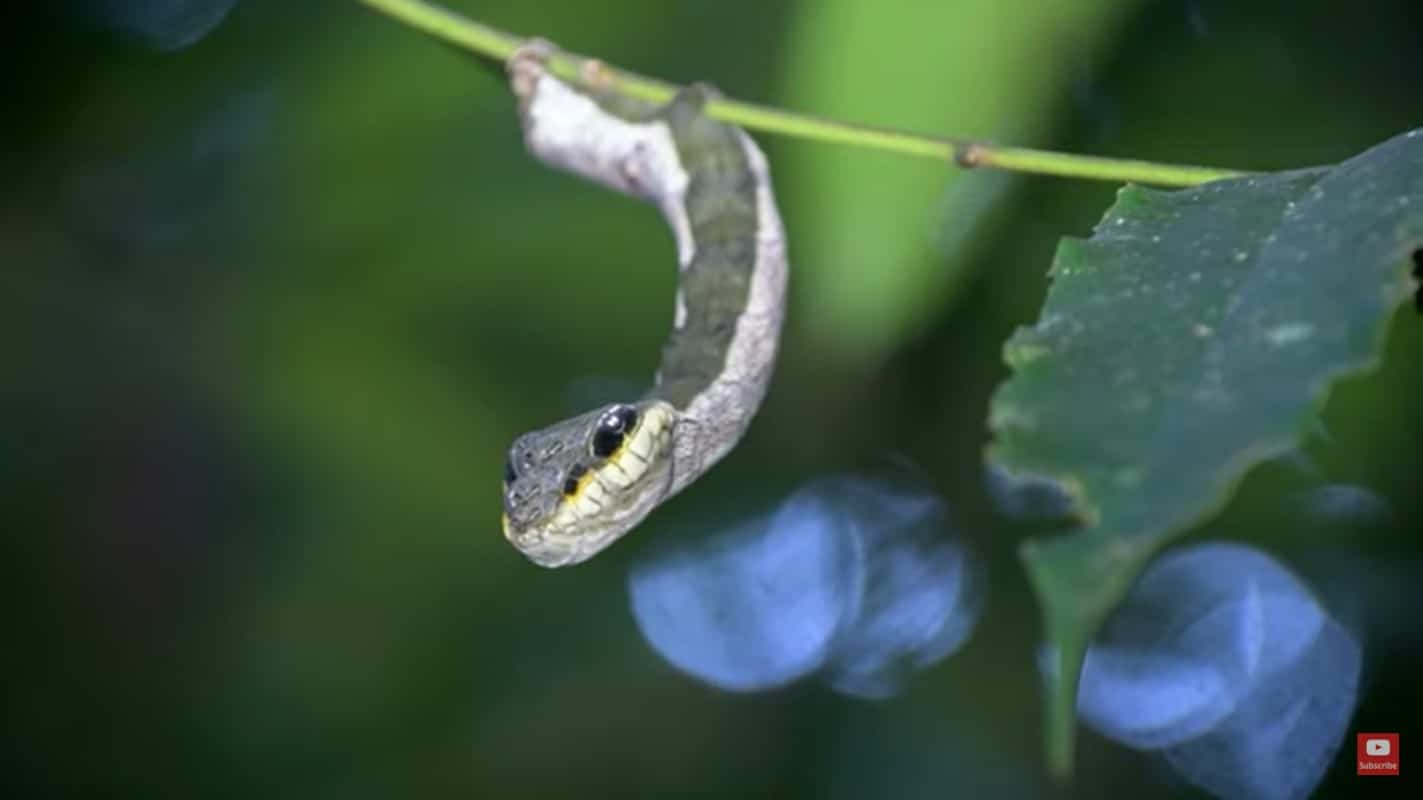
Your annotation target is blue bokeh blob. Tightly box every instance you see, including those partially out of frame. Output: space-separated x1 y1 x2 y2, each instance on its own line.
629 472 983 697
1075 543 1360 800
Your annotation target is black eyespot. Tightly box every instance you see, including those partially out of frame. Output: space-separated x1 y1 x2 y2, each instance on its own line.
592 405 639 458
592 430 622 458
504 457 517 485
1412 248 1421 313
562 464 589 496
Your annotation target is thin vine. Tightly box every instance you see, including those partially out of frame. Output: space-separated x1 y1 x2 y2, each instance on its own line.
354 0 1244 188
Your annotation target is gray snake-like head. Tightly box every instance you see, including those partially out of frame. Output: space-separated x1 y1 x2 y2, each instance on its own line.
502 400 677 566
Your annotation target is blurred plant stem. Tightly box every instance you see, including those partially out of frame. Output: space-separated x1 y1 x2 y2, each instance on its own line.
355 0 1242 187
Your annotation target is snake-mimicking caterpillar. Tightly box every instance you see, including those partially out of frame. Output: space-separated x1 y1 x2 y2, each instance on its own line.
500 43 789 567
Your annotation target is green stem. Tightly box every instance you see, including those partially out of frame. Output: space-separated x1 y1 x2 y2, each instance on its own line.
354 0 1244 187
1044 625 1088 780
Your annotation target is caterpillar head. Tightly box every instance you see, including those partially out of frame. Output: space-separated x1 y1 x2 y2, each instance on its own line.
501 400 677 566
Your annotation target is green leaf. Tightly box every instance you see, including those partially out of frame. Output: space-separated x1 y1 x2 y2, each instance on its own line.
776 0 1140 360
987 128 1423 777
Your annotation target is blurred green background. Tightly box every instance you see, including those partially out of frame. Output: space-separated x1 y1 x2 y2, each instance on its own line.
3 0 1420 796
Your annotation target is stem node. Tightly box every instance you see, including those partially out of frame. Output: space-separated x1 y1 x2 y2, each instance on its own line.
955 143 990 170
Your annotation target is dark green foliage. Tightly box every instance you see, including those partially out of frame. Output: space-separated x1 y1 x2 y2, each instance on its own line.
989 129 1423 772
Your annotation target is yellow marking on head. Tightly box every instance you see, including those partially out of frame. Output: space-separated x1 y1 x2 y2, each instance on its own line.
561 411 666 507
559 460 623 509
601 461 634 489
569 472 595 496
549 404 676 531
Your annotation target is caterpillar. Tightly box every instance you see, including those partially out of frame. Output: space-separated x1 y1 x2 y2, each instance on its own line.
499 43 789 567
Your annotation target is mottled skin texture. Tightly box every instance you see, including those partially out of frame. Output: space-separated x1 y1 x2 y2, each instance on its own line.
500 44 786 567
503 405 632 534
503 400 675 567
650 96 758 410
